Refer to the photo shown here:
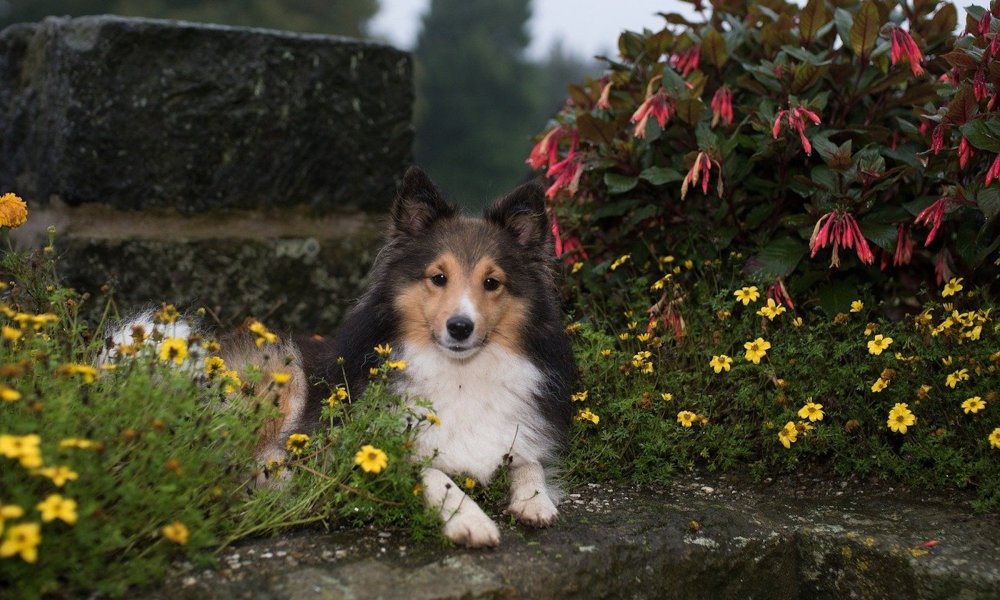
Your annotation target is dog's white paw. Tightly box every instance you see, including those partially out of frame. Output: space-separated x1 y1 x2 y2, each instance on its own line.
507 492 558 528
443 508 501 548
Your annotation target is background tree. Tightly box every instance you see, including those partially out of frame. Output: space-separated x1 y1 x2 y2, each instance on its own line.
0 0 378 37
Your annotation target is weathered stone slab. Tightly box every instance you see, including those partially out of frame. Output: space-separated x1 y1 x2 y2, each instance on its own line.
153 477 999 600
0 15 412 212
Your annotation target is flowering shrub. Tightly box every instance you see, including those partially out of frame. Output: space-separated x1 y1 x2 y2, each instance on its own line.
563 256 1000 511
532 0 1000 317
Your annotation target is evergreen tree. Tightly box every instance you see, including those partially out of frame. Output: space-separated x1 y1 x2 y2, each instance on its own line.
413 0 540 206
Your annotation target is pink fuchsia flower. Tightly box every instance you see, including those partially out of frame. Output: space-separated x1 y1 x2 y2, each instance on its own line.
986 154 1000 186
809 211 875 268
914 196 950 246
893 224 914 266
680 152 714 199
669 45 701 77
773 106 821 155
710 86 734 128
958 137 973 169
889 27 924 77
526 125 576 171
544 152 584 199
767 278 795 310
596 80 613 110
630 81 674 138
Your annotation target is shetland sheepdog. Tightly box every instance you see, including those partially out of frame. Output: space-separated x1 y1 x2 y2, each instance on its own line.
104 167 575 547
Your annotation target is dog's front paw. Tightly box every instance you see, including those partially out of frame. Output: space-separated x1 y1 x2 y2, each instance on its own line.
507 492 558 528
443 508 500 548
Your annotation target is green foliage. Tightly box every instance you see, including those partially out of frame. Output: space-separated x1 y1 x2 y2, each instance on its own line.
0 247 433 598
563 257 1000 512
532 0 1000 312
0 0 379 37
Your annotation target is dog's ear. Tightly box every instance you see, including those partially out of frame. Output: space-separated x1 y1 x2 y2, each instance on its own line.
484 180 551 250
391 167 457 236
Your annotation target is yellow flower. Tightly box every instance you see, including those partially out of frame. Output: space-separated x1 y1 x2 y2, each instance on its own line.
2 326 22 342
159 337 188 365
425 413 441 427
570 390 589 402
941 277 963 297
636 332 652 343
220 369 243 394
354 444 389 474
285 433 310 456
660 392 674 402
756 298 786 320
867 334 893 356
374 343 392 356
792 316 803 327
327 386 349 407
850 300 864 313
204 356 226 377
676 410 697 428
271 371 292 386
683 259 694 270
864 323 876 336
161 521 190 545
887 403 916 434
961 396 985 414
733 286 760 305
412 483 424 496
600 348 613 357
55 363 98 384
248 320 278 347
0 522 41 563
778 421 798 448
0 503 25 536
717 309 732 321
871 377 889 393
618 332 630 341
385 359 407 371
743 337 770 364
609 254 631 271
0 385 21 402
201 340 221 353
797 402 824 422
945 368 970 389
575 408 600 424
990 428 1000 449
463 477 476 490
0 193 28 228
36 465 78 487
571 262 584 273
13 312 58 330
0 433 41 463
36 494 77 525
709 354 732 373
153 303 180 324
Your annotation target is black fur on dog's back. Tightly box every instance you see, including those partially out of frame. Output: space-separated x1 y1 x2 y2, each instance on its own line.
297 167 575 440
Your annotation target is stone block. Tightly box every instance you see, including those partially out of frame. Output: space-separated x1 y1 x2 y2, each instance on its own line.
0 15 412 212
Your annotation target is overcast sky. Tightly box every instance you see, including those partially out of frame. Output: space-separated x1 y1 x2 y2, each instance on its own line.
368 0 696 61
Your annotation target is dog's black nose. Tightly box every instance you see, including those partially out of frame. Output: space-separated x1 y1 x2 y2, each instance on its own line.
446 316 474 341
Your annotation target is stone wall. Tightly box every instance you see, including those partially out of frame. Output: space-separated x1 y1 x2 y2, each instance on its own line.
0 15 413 333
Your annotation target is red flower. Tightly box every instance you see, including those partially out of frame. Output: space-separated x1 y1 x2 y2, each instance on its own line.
768 278 795 310
773 106 821 155
893 224 914 266
809 211 875 267
914 196 949 246
986 154 1000 186
681 152 714 199
889 28 924 77
979 12 992 35
930 123 946 155
958 137 973 169
596 80 613 110
973 69 989 102
669 46 700 77
527 126 574 171
630 88 674 138
710 86 734 128
544 152 584 199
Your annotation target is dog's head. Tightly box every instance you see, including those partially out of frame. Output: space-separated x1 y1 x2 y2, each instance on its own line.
388 167 553 360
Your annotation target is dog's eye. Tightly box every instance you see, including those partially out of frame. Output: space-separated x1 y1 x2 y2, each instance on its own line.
483 277 501 291
430 273 447 287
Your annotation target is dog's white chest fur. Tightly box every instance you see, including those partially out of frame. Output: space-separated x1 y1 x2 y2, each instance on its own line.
395 343 552 483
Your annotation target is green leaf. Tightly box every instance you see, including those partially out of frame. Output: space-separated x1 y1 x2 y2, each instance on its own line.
750 237 807 278
960 118 1000 153
799 0 829 43
978 186 1000 222
834 8 854 53
640 166 683 186
592 200 636 219
701 28 728 68
858 219 898 252
927 4 957 40
629 204 661 225
817 280 858 316
675 97 706 124
947 84 977 125
849 1 880 58
604 173 639 195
